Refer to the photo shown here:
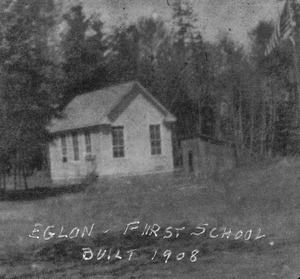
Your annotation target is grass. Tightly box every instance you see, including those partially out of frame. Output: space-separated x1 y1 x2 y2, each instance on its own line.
1 157 300 278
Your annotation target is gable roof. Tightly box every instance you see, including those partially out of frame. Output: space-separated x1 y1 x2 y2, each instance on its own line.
48 81 176 133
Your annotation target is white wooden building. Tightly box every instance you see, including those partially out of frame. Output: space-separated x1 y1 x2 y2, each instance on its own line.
48 81 176 184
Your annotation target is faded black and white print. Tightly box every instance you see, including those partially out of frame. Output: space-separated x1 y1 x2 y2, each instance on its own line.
0 0 300 278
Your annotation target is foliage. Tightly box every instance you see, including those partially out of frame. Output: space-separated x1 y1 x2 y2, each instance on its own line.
60 4 108 108
250 20 297 156
0 0 62 188
0 0 298 189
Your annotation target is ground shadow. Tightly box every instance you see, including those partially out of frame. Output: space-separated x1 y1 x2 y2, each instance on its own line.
0 183 88 202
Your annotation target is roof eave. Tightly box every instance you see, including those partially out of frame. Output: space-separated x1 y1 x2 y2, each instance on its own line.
47 117 112 134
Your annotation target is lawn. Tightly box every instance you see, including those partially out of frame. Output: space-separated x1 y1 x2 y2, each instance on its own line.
0 157 300 278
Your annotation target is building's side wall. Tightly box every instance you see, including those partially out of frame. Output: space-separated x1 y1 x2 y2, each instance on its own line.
49 128 101 185
98 94 174 176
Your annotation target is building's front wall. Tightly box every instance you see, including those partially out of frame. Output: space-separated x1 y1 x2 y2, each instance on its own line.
49 127 101 184
99 94 174 176
49 93 174 184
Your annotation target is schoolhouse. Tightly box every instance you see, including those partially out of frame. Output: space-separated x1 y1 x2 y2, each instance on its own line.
48 81 176 184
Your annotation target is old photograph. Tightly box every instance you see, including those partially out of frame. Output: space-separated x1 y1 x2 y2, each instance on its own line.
0 0 300 278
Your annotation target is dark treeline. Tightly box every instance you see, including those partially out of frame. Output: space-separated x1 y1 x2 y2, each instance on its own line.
0 0 299 189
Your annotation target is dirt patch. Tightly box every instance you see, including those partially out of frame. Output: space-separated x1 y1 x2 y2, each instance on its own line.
4 224 290 278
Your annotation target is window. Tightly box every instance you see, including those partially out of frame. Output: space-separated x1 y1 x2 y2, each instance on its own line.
112 126 124 158
85 131 92 154
72 132 79 161
61 134 67 163
150 124 161 155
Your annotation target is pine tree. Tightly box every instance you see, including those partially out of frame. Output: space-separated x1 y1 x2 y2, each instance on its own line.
106 23 140 84
60 4 108 108
0 0 61 188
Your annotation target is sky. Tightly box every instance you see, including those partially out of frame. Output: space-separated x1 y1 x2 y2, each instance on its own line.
68 0 284 47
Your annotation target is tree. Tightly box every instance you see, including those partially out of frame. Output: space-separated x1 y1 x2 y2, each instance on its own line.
106 23 140 84
0 0 62 188
171 0 197 56
250 20 296 156
60 4 108 108
208 34 256 161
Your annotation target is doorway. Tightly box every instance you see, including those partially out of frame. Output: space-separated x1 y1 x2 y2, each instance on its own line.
188 151 194 173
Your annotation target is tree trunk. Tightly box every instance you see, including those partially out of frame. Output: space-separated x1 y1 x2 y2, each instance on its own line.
269 101 276 156
197 99 202 134
14 166 17 190
215 103 221 140
260 99 266 155
18 167 22 189
23 169 28 190
233 110 240 163
249 89 255 155
238 91 244 154
3 172 6 192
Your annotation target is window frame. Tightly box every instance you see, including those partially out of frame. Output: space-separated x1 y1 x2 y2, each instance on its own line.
149 124 162 155
61 134 68 163
84 131 92 154
112 126 125 158
72 131 80 161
